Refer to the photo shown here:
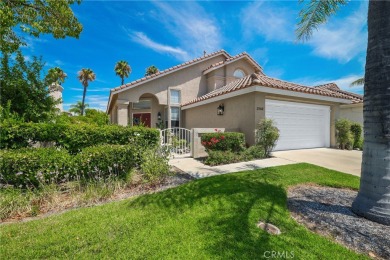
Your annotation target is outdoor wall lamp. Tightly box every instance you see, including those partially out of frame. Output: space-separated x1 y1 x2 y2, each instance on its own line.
217 104 224 115
157 112 162 121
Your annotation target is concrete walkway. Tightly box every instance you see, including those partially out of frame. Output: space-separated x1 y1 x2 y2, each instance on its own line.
273 148 362 177
169 156 295 179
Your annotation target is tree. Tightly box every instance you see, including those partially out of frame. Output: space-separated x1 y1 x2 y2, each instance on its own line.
69 101 88 115
0 0 83 54
350 77 365 87
0 51 57 122
114 60 131 85
45 67 67 90
297 0 390 225
77 68 95 116
145 65 159 76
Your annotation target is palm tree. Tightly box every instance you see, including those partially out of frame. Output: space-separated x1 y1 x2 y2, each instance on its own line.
145 65 159 76
77 68 96 116
115 60 131 85
45 67 67 91
350 77 365 86
69 101 89 115
297 1 390 225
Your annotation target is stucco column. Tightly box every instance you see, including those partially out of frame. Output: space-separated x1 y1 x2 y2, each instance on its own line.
117 99 130 126
253 93 266 145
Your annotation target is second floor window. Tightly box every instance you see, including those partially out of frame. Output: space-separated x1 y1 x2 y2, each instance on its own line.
233 69 245 79
170 90 181 104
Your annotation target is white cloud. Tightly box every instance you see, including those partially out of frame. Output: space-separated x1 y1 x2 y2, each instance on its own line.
72 95 108 111
130 32 188 60
130 1 221 61
241 2 295 42
307 3 368 63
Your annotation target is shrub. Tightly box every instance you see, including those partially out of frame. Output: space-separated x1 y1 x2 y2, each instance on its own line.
140 146 170 184
350 122 363 149
201 132 245 152
0 145 142 188
204 150 241 166
335 119 354 150
74 145 139 181
0 122 160 153
0 148 73 187
243 145 266 160
255 119 280 157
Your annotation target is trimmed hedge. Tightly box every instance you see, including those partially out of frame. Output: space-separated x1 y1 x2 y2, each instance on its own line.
0 145 141 188
201 132 245 152
0 148 73 187
0 122 160 153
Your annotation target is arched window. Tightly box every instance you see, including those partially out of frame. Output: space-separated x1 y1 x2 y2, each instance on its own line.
233 69 245 79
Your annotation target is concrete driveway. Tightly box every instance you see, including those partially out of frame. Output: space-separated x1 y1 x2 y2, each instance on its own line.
272 148 362 176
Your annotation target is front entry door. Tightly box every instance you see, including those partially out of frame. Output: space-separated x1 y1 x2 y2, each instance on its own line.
133 113 151 127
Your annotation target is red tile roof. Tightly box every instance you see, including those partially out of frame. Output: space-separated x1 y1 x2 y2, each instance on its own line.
110 50 231 93
182 73 359 106
314 83 363 104
203 52 264 74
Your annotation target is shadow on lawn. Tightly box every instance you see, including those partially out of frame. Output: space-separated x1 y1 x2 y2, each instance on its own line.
127 168 291 258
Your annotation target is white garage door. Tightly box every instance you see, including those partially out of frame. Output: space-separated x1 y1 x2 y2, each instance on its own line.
265 99 330 151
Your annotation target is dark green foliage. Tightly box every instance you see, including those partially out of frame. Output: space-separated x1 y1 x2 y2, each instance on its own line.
0 123 160 153
201 132 245 152
243 145 266 159
1 0 83 53
350 122 363 149
0 148 73 187
204 150 241 166
335 119 354 150
0 145 140 188
0 52 58 122
74 145 139 181
255 119 280 157
205 146 266 166
55 109 109 126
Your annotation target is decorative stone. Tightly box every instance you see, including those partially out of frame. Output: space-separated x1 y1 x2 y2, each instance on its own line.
256 221 281 235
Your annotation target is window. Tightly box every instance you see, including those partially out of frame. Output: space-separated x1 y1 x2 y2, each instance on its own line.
171 107 180 127
133 99 151 109
233 69 245 79
170 90 181 104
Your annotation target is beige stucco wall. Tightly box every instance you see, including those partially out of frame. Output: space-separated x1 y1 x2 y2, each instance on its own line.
114 54 226 108
184 91 343 147
339 104 363 125
206 58 258 92
184 93 261 145
128 94 165 127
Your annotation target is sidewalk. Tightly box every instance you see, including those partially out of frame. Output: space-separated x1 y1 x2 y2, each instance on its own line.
169 156 295 179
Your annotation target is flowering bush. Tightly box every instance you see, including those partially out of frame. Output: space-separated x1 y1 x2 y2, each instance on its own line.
201 131 245 152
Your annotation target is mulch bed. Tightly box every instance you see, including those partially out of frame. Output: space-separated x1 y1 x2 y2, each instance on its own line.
287 184 390 259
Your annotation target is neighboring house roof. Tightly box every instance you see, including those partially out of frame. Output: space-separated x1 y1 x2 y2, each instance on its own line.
202 52 264 75
182 73 357 107
314 83 363 104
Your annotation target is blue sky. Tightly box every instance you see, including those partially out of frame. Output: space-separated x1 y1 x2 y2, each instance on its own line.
21 0 368 111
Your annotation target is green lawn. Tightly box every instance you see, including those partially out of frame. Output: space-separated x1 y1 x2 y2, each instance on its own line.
0 163 367 259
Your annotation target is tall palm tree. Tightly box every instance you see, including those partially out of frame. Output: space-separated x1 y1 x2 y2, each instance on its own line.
350 77 365 87
145 65 159 76
69 101 89 115
297 1 390 225
114 60 131 85
45 67 67 90
77 68 96 116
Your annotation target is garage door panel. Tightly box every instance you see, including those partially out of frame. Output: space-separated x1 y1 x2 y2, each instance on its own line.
265 99 330 151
